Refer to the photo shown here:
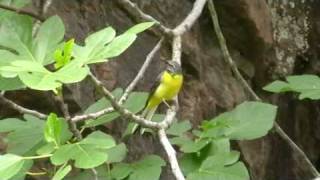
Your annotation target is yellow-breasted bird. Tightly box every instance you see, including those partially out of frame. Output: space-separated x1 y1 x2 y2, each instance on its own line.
142 60 183 120
131 60 183 134
129 61 183 135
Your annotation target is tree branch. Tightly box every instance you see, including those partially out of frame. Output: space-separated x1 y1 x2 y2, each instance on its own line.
71 38 163 123
118 38 164 104
208 0 320 177
158 129 185 180
0 3 45 21
0 94 47 119
89 73 161 129
117 0 172 35
172 0 207 36
52 94 82 140
32 0 52 35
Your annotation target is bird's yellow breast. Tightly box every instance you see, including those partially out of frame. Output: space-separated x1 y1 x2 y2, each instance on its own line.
146 71 183 109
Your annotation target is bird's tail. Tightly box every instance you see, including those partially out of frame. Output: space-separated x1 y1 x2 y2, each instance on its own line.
142 105 158 120
140 105 158 134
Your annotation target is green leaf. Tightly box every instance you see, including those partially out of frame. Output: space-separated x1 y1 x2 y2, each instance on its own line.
9 159 33 180
54 39 75 69
0 77 25 90
0 1 30 24
186 152 248 180
200 153 240 169
122 122 138 138
73 26 117 63
180 139 210 153
166 120 192 136
111 155 165 180
187 162 249 180
0 0 30 8
0 15 87 91
0 116 45 155
38 116 72 155
180 153 203 175
123 91 149 112
0 118 26 132
15 60 89 91
88 33 137 64
208 138 230 155
130 155 166 180
54 60 89 84
263 75 320 100
85 27 116 47
0 154 25 180
36 143 55 155
17 71 60 91
212 101 277 140
83 88 123 128
263 80 291 93
125 22 155 34
52 164 72 180
51 131 116 169
85 27 116 59
65 165 110 180
44 113 62 145
106 143 127 163
111 163 133 180
0 19 34 62
200 118 229 138
169 136 192 145
33 15 65 64
84 91 147 128
84 88 123 114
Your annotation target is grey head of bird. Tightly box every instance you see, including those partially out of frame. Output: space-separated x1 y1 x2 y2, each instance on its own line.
166 61 182 75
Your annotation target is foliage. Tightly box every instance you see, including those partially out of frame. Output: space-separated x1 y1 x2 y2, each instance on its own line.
111 155 166 180
264 74 320 100
0 3 279 180
0 14 154 92
170 101 277 180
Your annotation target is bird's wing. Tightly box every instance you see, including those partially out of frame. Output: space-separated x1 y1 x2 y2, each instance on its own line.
143 71 163 110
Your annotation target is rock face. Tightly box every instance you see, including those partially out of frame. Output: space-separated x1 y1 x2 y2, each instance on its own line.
2 0 320 179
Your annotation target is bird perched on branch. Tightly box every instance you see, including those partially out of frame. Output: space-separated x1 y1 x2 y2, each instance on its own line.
128 60 183 135
138 60 183 134
142 60 183 120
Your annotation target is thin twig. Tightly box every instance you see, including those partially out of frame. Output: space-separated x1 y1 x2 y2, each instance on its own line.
171 36 182 65
117 0 172 35
172 0 207 36
53 94 98 179
33 0 52 35
0 94 47 119
0 3 45 21
89 73 161 129
90 72 179 130
91 168 98 180
72 38 163 123
158 129 185 180
208 0 320 177
42 0 52 15
71 107 114 123
119 38 164 104
53 95 82 140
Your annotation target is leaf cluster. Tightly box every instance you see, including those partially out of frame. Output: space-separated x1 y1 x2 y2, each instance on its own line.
168 101 277 180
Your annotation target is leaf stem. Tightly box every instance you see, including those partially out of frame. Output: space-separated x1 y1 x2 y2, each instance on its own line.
23 154 52 160
26 171 47 176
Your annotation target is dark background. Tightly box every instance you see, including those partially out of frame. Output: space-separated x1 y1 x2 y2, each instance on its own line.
1 0 320 179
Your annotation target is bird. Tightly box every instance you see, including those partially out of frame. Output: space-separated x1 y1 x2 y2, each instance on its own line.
142 60 183 119
136 60 183 134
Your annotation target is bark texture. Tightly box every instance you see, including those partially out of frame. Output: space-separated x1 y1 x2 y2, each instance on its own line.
1 0 320 179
